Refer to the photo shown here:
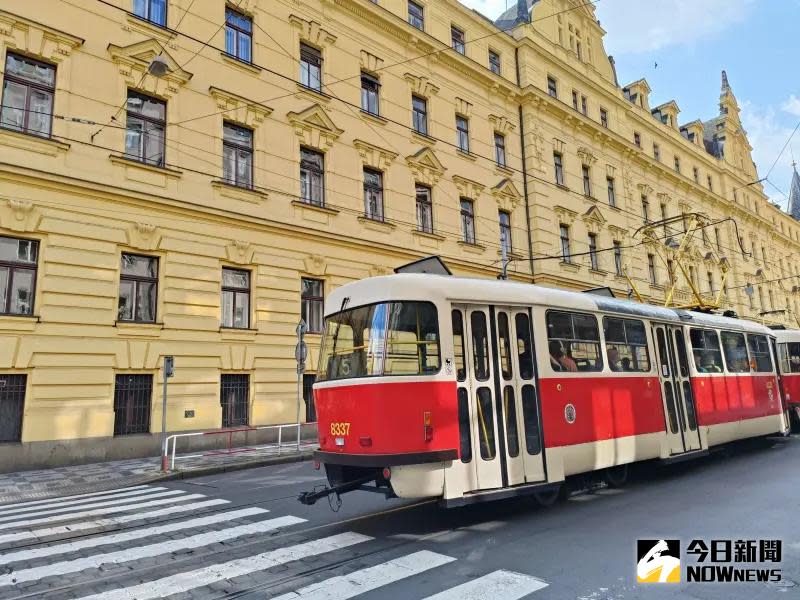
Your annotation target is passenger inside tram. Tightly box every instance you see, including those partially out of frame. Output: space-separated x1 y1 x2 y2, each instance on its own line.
549 341 578 372
607 347 621 371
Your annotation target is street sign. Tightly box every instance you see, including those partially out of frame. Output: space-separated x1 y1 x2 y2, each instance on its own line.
164 356 175 378
296 320 308 336
295 341 308 363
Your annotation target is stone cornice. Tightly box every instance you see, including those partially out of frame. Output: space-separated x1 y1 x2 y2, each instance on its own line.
0 10 84 63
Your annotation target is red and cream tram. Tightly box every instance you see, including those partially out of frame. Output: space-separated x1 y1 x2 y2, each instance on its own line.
775 329 800 431
305 275 789 507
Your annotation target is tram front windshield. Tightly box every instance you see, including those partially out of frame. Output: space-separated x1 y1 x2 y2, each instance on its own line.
317 302 440 381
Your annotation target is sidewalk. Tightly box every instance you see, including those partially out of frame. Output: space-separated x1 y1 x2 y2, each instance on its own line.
0 440 317 505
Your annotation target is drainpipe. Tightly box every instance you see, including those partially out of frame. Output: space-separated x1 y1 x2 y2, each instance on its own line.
515 46 535 282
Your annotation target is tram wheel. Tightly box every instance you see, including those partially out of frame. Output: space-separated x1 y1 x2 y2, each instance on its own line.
533 485 563 507
604 464 628 488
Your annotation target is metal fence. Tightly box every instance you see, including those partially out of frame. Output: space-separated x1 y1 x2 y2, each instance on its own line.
221 374 249 427
113 374 153 436
0 374 26 442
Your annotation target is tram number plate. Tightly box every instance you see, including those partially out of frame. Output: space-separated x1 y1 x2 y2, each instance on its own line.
330 422 351 436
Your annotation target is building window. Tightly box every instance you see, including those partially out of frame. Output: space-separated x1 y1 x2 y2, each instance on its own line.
494 132 506 167
451 26 465 54
301 278 324 333
221 374 249 428
1 53 55 138
113 374 152 436
499 210 512 254
581 95 588 116
560 224 571 263
600 108 608 128
707 175 713 191
641 196 650 223
118 253 158 323
653 143 661 161
416 184 433 233
460 198 476 244
408 1 424 30
554 152 564 186
607 177 616 207
221 268 250 329
0 236 38 316
693 167 700 184
456 115 470 153
648 254 657 285
299 43 322 91
300 147 324 206
613 241 623 276
0 374 26 443
547 76 558 98
133 0 166 26
674 156 681 173
489 50 501 74
634 132 641 148
412 95 428 135
360 72 380 115
222 122 253 189
125 91 166 167
225 7 252 62
588 233 599 270
572 90 579 111
582 165 592 197
363 168 384 221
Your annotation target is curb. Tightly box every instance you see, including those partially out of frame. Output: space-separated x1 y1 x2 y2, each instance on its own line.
0 450 315 506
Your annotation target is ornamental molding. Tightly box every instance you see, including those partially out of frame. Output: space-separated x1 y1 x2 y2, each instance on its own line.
209 87 272 128
286 104 343 149
488 114 516 135
352 139 398 170
0 11 83 63
406 147 446 186
452 176 485 201
126 222 161 251
605 164 616 178
637 183 654 197
608 224 627 239
657 192 672 205
552 138 566 154
108 40 192 99
0 198 41 233
553 205 578 225
582 205 606 234
369 265 391 277
304 254 327 276
288 14 337 47
225 240 255 265
491 178 523 212
360 50 383 73
455 97 473 118
404 73 439 97
577 147 597 166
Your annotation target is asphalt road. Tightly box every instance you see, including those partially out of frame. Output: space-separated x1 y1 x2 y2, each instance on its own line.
1 436 798 599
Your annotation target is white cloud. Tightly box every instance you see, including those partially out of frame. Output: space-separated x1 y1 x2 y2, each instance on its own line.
781 95 800 117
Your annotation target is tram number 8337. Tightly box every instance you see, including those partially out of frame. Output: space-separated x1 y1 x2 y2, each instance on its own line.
330 422 351 436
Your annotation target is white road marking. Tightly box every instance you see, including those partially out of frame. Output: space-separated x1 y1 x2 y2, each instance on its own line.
0 498 229 545
271 550 457 600
73 532 372 600
420 570 549 600
0 485 153 512
0 487 168 517
0 492 207 531
0 515 306 586
0 489 186 524
0 506 269 564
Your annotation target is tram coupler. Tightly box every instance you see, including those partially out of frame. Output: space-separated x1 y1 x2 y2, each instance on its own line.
298 474 377 506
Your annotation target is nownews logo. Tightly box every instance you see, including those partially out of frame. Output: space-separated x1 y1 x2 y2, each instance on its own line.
637 538 782 584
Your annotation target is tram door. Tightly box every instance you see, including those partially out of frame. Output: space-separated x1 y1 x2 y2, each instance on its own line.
653 325 702 454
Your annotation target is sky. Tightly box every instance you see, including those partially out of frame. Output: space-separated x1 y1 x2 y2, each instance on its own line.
460 0 800 209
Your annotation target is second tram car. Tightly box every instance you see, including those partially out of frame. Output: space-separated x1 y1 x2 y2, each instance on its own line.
775 329 800 432
307 275 789 507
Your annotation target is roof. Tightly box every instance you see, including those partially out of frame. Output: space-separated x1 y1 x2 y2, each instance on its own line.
494 0 538 30
702 116 725 158
789 164 800 221
773 329 800 343
326 274 775 335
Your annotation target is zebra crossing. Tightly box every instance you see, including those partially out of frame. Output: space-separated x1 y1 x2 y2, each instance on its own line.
0 484 549 599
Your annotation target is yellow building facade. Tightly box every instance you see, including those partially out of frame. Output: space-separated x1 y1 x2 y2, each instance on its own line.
0 0 798 469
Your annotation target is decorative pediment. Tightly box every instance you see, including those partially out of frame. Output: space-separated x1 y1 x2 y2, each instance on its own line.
353 139 397 170
304 254 327 276
406 147 446 185
209 88 272 128
637 183 654 197
657 192 672 205
608 224 627 240
582 206 606 234
226 240 255 265
360 50 383 73
455 97 473 118
288 15 337 46
553 205 578 226
108 40 192 99
491 179 522 212
577 147 597 166
0 11 83 63
126 222 161 251
404 73 439 97
488 114 516 135
0 198 41 233
552 138 566 154
287 104 343 149
452 176 485 200
606 164 616 178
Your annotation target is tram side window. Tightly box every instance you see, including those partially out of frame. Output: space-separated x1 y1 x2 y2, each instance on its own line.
498 312 513 380
451 310 467 382
720 331 749 373
546 311 603 372
603 317 650 372
747 334 773 373
779 342 800 373
515 313 535 380
471 312 490 381
689 329 724 373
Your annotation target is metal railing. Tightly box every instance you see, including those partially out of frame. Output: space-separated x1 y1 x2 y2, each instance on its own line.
162 422 318 471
